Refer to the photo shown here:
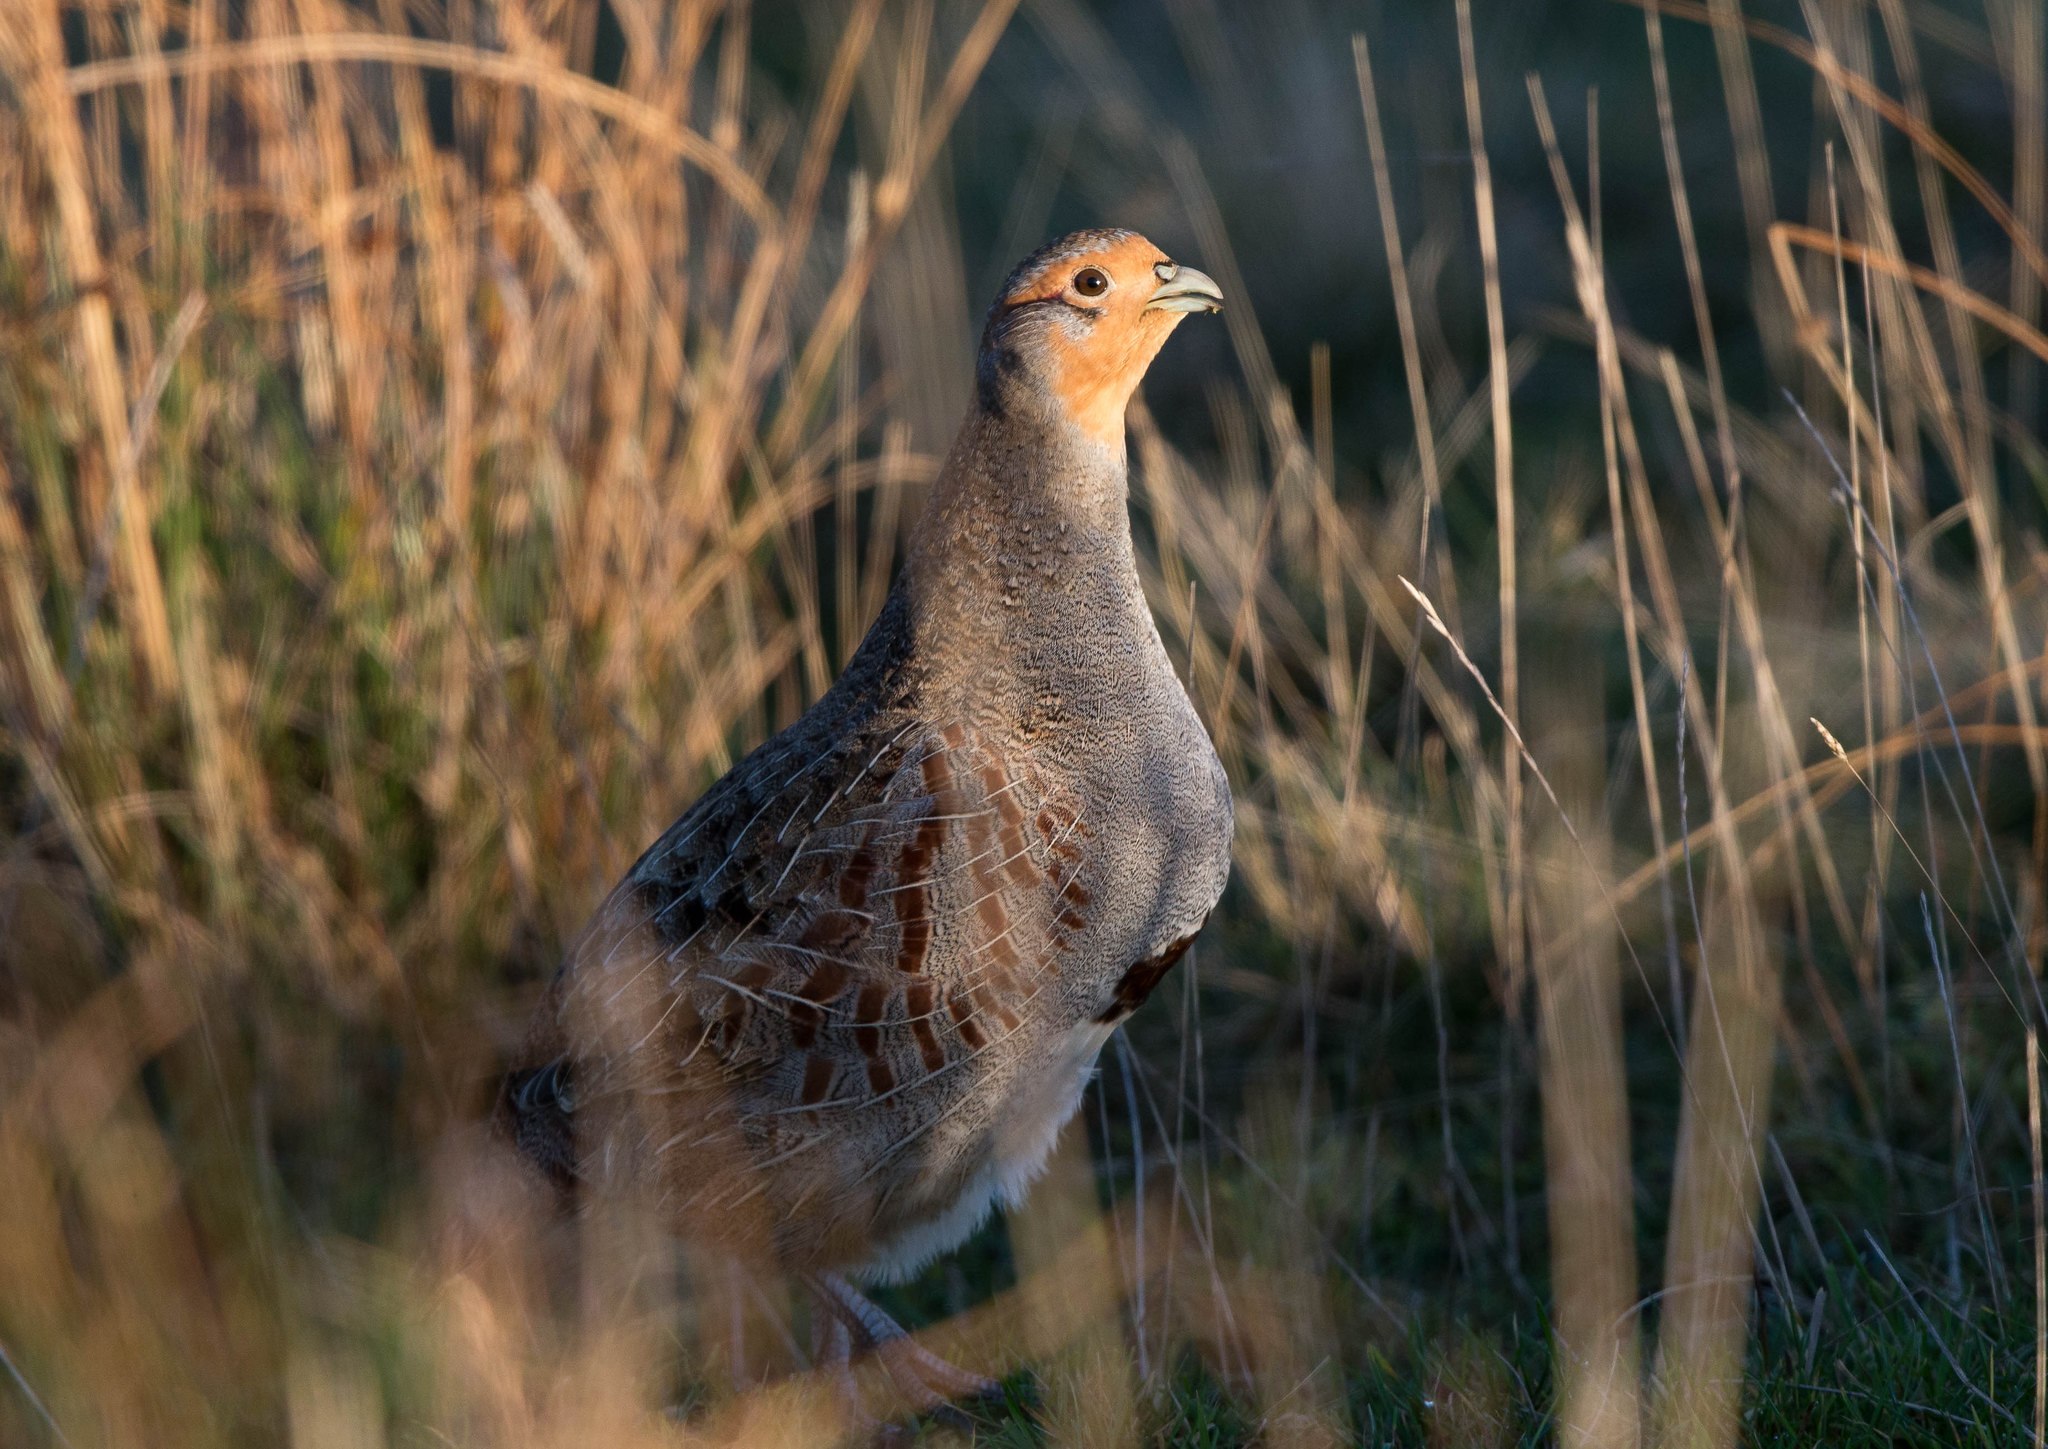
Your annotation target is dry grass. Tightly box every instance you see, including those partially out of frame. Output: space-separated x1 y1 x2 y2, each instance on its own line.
2 0 2046 1444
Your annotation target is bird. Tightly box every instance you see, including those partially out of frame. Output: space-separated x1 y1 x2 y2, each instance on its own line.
503 227 1232 1413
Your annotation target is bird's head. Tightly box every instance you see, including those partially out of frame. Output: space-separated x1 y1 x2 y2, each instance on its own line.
977 228 1223 449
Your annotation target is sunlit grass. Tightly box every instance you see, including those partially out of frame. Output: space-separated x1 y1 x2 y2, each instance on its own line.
2 0 2046 1445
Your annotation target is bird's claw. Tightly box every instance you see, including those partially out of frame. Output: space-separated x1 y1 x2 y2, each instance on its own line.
805 1269 1004 1428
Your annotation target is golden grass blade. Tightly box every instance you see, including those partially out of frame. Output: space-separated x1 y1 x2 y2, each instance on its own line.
1350 31 1446 560
1528 663 1642 1449
1454 0 1526 1023
0 453 70 742
1998 0 2044 429
5 2 176 699
1770 221 2048 366
1529 69 1685 1045
63 32 777 224
1649 902 1780 1449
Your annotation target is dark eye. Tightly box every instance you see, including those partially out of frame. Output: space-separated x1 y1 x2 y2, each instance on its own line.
1072 267 1110 298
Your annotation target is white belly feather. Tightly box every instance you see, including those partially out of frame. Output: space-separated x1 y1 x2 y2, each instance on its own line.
859 1019 1117 1283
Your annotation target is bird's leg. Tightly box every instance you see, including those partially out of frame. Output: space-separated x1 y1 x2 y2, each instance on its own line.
810 1304 870 1426
803 1269 1002 1416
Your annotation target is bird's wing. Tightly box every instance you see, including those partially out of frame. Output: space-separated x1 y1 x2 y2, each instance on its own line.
546 716 1094 1126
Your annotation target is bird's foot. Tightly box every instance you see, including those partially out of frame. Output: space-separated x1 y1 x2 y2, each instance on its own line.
804 1269 1003 1426
809 1311 917 1445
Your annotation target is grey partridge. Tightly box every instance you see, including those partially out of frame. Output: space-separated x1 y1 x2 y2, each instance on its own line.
505 227 1232 1406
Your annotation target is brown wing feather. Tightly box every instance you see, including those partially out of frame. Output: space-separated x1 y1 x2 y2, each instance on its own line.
518 715 1093 1261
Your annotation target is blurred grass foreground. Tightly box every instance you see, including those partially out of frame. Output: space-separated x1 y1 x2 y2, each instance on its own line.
5 0 2048 1444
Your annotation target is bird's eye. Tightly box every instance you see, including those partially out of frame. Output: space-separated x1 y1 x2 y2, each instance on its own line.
1072 267 1110 298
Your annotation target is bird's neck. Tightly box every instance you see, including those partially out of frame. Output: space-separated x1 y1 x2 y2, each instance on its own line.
895 402 1149 675
926 399 1131 530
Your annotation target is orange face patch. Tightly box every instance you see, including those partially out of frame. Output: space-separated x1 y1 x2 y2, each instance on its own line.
1004 235 1192 447
1000 234 1169 309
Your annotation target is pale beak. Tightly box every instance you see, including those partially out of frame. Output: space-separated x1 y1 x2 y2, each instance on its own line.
1145 263 1224 314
